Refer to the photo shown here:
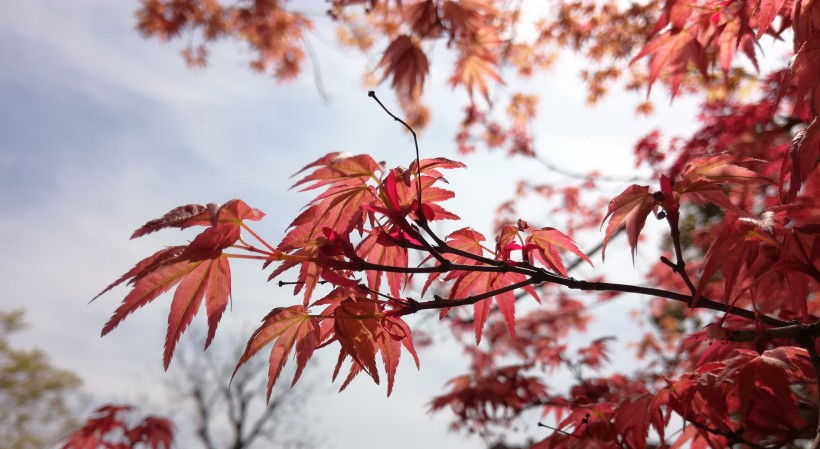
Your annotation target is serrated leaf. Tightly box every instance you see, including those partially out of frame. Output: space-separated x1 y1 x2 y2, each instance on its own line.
291 152 381 191
92 246 186 302
233 306 319 400
756 0 787 37
450 52 502 101
379 35 429 96
102 260 199 337
334 301 381 382
203 257 230 349
447 270 533 343
601 185 655 261
525 227 592 276
631 28 706 95
130 204 210 239
356 229 409 298
613 394 653 449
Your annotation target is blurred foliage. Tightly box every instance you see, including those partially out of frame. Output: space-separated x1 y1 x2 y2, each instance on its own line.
0 310 82 449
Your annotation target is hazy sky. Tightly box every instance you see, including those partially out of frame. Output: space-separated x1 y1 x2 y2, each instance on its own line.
0 2 701 448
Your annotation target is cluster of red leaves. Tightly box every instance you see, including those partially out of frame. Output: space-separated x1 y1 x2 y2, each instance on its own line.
101 0 820 447
97 151 595 400
61 405 172 449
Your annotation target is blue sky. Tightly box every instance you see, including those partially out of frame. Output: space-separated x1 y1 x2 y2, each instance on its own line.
0 1 702 448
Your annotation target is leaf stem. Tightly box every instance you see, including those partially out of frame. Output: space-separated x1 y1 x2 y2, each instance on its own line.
241 223 277 253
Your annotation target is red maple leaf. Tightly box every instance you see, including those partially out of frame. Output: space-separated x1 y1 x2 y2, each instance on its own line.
233 306 320 398
601 184 656 260
379 35 429 97
632 27 707 95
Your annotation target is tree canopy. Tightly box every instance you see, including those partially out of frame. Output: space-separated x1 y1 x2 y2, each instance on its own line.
86 0 820 447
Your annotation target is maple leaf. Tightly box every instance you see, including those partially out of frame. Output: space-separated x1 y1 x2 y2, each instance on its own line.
130 203 212 239
755 0 788 38
612 393 653 449
406 0 444 37
334 300 382 383
781 118 820 202
446 269 537 343
234 306 320 398
716 21 758 76
693 215 780 306
356 228 408 298
98 200 267 368
163 257 231 367
631 27 707 95
421 227 488 295
126 416 174 449
377 316 419 396
62 404 173 449
441 0 496 39
717 349 806 427
652 0 692 34
92 246 187 302
291 152 381 191
408 156 468 177
789 35 820 111
379 35 429 97
450 52 503 102
129 199 264 239
307 180 378 234
524 227 593 276
601 184 656 260
678 153 767 186
101 260 201 338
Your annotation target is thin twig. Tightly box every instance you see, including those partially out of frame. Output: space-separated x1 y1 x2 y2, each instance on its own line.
367 91 451 266
367 91 424 221
302 35 329 105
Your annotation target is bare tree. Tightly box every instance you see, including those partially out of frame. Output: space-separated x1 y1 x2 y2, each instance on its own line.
167 330 316 449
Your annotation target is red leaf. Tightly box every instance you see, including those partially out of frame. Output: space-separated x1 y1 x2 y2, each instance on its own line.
631 28 707 95
379 35 429 96
525 227 593 276
421 227 486 295
446 270 534 343
92 246 186 302
204 257 231 349
613 393 653 449
164 259 213 369
756 0 787 38
180 223 241 261
357 229 409 298
291 152 381 191
130 204 211 239
780 118 820 201
378 316 419 396
789 36 820 112
101 260 199 336
233 306 319 399
601 185 655 261
450 52 503 102
214 199 265 223
334 301 381 382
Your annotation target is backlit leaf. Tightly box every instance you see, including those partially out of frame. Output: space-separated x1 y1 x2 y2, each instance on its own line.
601 185 655 261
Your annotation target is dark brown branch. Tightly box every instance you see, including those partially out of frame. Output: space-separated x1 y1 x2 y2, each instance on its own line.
726 320 820 343
684 417 768 449
557 276 787 327
395 278 539 315
663 211 697 295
